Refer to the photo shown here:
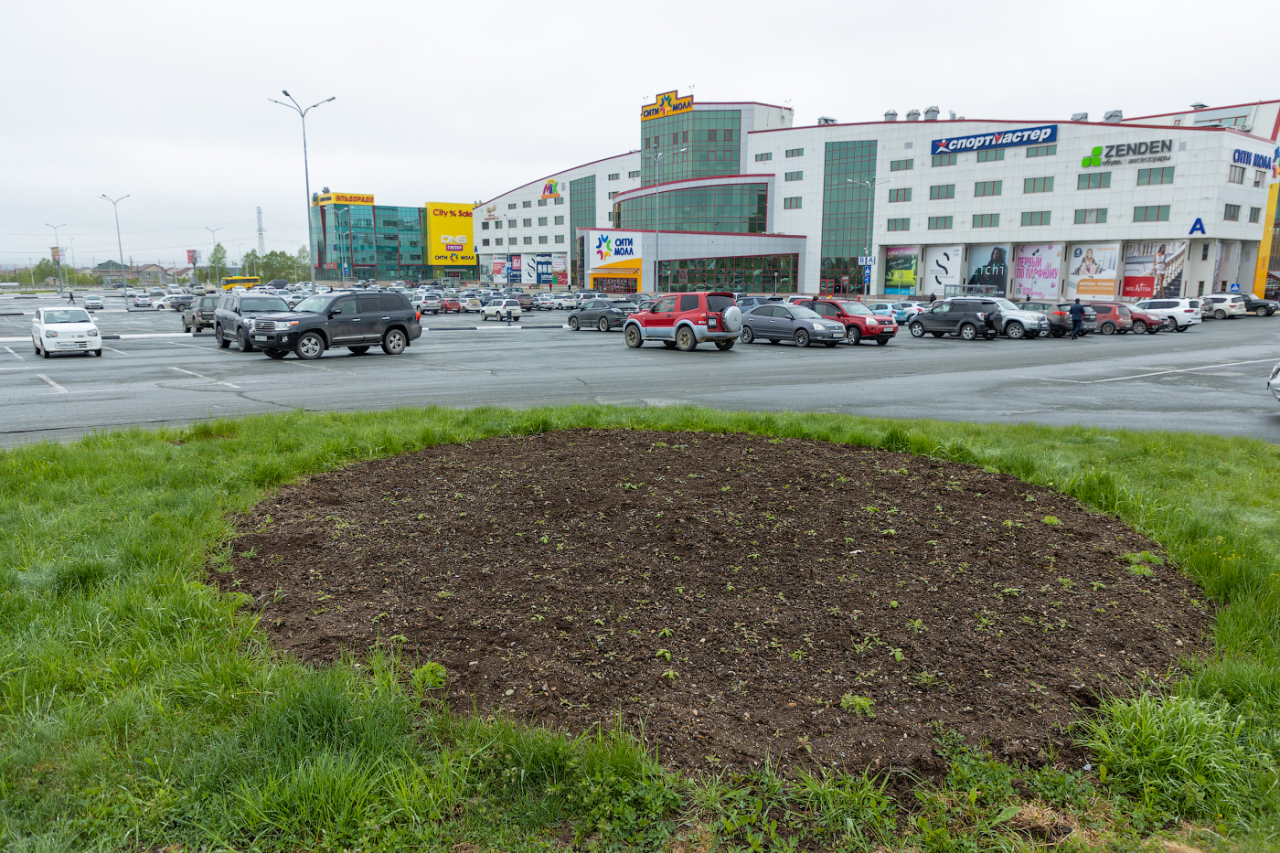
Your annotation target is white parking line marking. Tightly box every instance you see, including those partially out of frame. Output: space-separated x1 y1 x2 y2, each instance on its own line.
170 366 240 389
280 360 353 374
1043 357 1279 385
3 346 24 362
37 374 68 393
102 346 129 355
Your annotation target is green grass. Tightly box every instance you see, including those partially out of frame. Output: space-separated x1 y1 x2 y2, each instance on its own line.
2 404 1280 851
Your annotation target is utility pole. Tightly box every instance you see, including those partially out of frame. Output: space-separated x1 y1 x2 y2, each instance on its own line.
257 206 266 253
206 226 223 289
269 90 335 288
99 194 129 301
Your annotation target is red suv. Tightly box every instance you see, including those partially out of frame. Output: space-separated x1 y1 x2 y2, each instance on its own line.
801 299 898 346
623 292 742 351
1089 302 1134 335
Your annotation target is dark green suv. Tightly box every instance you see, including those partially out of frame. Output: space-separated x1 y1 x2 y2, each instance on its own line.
246 291 422 360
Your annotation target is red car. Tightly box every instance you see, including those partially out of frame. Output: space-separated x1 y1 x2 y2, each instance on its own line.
801 299 898 346
1088 302 1135 335
1126 306 1163 335
439 298 461 313
623 291 742 351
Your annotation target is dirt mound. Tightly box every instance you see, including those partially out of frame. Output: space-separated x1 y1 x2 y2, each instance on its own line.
220 429 1209 773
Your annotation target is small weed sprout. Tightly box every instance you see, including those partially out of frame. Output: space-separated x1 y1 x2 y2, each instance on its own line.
840 693 876 717
655 649 672 661
1042 515 1062 526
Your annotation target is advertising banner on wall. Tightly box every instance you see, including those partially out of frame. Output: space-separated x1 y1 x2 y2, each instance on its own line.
1065 243 1120 299
506 254 521 284
1013 244 1063 300
491 256 504 278
967 244 1010 296
585 231 643 270
1121 242 1186 299
533 254 553 286
922 245 963 296
552 253 568 286
884 247 919 294
931 125 1056 156
521 254 537 285
425 202 477 265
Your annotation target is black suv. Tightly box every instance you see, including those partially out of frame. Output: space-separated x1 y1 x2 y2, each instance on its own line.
907 297 1000 340
215 292 293 352
246 291 422 360
1235 291 1280 316
183 294 219 333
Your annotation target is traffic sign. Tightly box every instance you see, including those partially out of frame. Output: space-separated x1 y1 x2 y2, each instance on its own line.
1229 282 1241 292
863 269 871 284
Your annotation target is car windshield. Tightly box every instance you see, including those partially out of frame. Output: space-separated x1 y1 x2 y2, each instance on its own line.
790 306 822 320
43 309 92 324
293 295 332 313
837 301 873 315
241 297 289 312
992 298 1018 311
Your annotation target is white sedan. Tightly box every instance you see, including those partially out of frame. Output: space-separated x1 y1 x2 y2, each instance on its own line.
480 299 522 321
32 307 102 357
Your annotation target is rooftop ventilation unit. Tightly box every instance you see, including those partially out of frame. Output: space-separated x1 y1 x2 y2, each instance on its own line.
949 111 956 120
322 186 330 193
905 109 921 122
1103 110 1123 123
884 109 898 122
924 106 940 121
817 116 838 125
1071 112 1088 121
1190 102 1208 110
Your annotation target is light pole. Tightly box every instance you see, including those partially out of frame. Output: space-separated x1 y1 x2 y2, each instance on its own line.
205 226 223 290
639 147 686 294
99 195 129 298
45 223 66 295
846 178 892 298
269 90 335 289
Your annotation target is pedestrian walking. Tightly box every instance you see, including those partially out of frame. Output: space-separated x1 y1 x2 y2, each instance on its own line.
1068 298 1085 339
67 290 75 305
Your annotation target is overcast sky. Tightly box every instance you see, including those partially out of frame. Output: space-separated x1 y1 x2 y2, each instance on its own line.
5 0 1275 271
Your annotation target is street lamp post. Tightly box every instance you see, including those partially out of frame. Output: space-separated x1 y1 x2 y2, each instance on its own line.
99 194 129 301
639 147 686 294
846 178 892 298
45 224 66 295
270 91 335 289
206 226 223 290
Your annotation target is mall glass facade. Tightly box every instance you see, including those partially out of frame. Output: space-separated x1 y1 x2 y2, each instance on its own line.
655 254 799 293
616 184 768 233
819 141 878 296
569 174 596 287
641 110 743 187
310 203 474 282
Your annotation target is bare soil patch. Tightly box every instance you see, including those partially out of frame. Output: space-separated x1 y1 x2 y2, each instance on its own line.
220 429 1209 775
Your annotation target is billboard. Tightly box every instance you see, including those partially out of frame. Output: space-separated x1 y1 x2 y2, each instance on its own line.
522 254 537 285
313 192 374 206
1065 243 1120 299
1122 242 1185 299
967 244 1010 296
931 125 1056 156
585 231 643 271
642 90 694 122
884 247 919 294
1013 244 1063 300
425 202 476 266
506 254 522 284
922 245 963 296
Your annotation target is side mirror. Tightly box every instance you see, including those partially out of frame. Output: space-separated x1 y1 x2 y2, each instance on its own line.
329 307 343 316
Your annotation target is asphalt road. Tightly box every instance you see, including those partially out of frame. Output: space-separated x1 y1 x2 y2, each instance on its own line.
3 297 1279 447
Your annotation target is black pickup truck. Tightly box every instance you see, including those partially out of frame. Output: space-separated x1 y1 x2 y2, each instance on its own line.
1235 290 1280 316
246 291 422 360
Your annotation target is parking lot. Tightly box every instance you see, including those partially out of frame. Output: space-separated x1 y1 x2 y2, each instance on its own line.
3 295 1279 446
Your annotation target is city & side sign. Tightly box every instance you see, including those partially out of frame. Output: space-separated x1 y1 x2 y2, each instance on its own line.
931 125 1056 155
641 90 694 122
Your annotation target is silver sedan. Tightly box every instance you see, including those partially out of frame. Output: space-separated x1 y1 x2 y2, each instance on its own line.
738 304 848 347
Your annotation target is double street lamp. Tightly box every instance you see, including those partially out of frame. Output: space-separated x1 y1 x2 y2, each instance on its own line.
846 178 892 297
270 91 335 288
99 194 129 298
639 147 686 293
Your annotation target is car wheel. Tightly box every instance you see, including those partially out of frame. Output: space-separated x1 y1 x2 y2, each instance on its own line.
216 325 230 349
41 343 50 358
264 349 288 359
183 323 191 333
295 331 324 360
1176 325 1189 332
237 329 256 352
1050 328 1065 338
1100 322 1115 335
624 324 644 348
382 328 407 355
348 346 370 354
1006 321 1025 340
1164 317 1177 331
568 316 580 331
715 339 735 351
1132 320 1147 334
93 349 102 357
597 318 610 333
959 323 978 341
846 326 863 345
794 329 810 348
1213 309 1227 320
876 338 890 346
675 326 697 351
32 341 39 355
908 322 925 338
740 325 755 344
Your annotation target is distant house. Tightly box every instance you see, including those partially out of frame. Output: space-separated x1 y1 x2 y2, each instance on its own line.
95 259 128 286
135 264 170 286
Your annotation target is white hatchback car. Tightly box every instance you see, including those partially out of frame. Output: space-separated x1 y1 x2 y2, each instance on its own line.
32 307 102 357
480 299 522 321
1133 298 1203 332
1203 293 1248 320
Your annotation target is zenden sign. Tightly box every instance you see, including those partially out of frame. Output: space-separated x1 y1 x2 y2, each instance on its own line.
931 125 1056 156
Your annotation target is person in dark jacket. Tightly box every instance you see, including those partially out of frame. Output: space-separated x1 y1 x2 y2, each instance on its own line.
1069 298 1085 340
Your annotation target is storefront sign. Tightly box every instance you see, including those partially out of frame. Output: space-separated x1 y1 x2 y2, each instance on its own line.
1013 244 1062 300
313 192 374 206
1065 243 1120 299
923 245 963 297
1082 141 1172 167
590 232 641 265
482 205 500 221
1234 149 1275 170
884 247 919 294
966 245 1010 296
1122 242 1186 299
425 202 476 265
641 90 694 122
931 125 1055 155
541 179 560 199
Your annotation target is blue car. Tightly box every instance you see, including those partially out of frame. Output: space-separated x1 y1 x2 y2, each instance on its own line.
868 302 911 324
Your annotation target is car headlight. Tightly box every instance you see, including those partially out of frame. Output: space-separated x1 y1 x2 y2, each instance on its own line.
812 322 825 330
88 329 99 336
45 330 57 338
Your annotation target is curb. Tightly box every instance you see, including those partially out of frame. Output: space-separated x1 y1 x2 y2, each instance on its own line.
423 324 568 332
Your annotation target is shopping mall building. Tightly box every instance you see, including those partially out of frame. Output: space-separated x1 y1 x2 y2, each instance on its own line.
307 191 478 283
473 94 1280 300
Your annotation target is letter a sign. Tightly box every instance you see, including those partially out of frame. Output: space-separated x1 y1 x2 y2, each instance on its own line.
1189 218 1206 235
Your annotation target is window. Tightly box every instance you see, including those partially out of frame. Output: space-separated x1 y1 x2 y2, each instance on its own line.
783 196 802 209
523 237 533 245
554 215 564 225
973 213 1000 228
1224 204 1241 221
974 180 1002 197
888 187 912 202
785 148 804 158
538 236 548 244
682 131 689 142
628 170 640 178
1228 165 1246 184
1202 243 1210 260
555 235 565 243
481 238 489 246
1024 176 1054 193
1138 167 1175 186
928 216 953 230
537 217 547 226
507 203 516 209
523 200 532 208
554 197 564 205
522 218 532 227
1021 211 1051 226
493 220 502 229
672 133 679 144
930 184 955 200
495 238 503 246
507 219 516 228
537 198 547 207
976 149 1005 163
1078 172 1111 190
481 221 489 230
785 170 803 181
724 130 734 142
608 173 620 181
708 130 718 141
887 218 910 231
1133 205 1170 222
1074 208 1107 224
608 191 619 199
890 158 913 171
1250 206 1262 223
1026 144 1057 158
932 153 957 167
755 152 773 162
